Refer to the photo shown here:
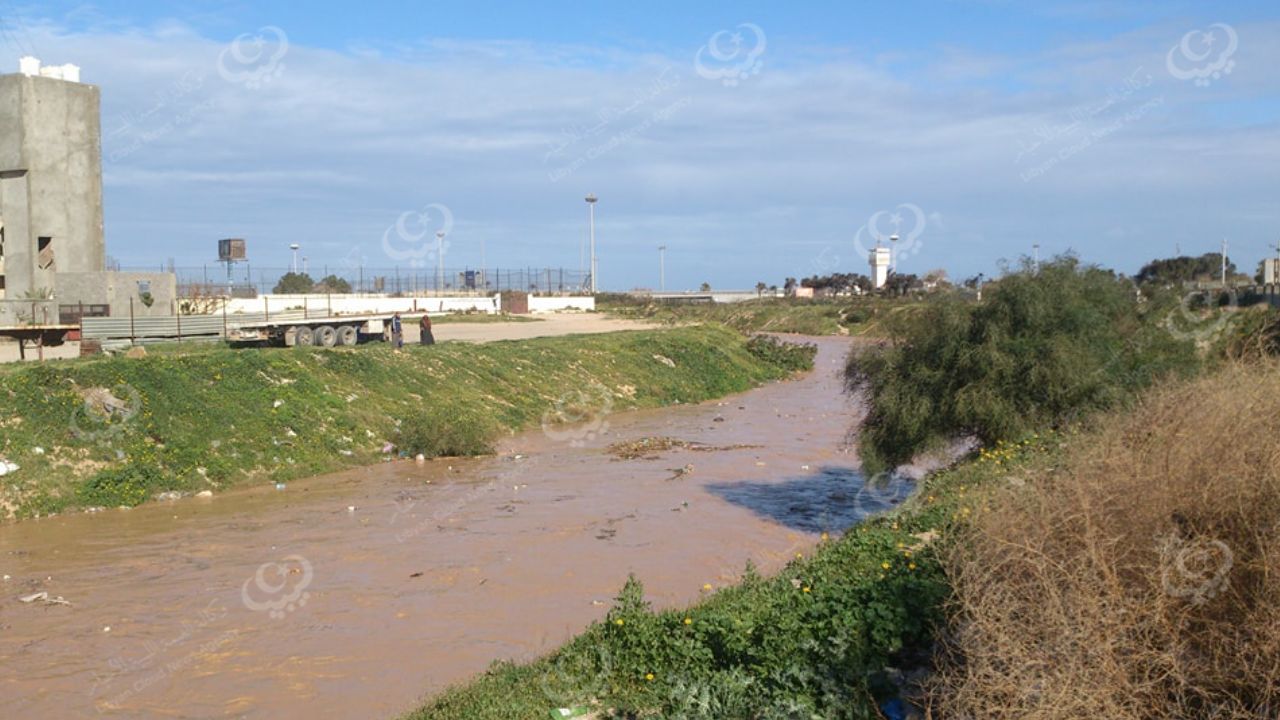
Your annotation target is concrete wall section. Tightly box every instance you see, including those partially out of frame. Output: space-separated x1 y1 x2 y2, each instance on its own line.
528 296 594 313
222 294 502 317
22 74 104 276
0 171 32 298
0 298 56 326
56 271 177 317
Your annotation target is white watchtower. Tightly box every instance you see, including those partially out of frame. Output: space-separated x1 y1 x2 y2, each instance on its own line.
869 239 892 288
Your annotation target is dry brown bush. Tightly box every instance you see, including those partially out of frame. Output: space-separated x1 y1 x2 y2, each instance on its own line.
932 361 1280 719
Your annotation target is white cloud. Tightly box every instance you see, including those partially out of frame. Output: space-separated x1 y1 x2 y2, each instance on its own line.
5 11 1276 289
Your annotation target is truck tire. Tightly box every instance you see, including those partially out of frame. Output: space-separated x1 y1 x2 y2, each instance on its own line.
336 325 358 346
294 325 314 346
313 325 338 347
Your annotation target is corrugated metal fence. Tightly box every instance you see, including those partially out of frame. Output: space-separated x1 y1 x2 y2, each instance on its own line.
81 311 308 351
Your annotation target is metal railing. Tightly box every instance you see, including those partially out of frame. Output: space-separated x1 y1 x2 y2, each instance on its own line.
129 266 592 298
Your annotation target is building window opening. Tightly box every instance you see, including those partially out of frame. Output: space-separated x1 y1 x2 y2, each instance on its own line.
37 236 53 270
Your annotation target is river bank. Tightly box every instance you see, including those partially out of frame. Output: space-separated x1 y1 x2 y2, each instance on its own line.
0 325 811 520
2 335 867 719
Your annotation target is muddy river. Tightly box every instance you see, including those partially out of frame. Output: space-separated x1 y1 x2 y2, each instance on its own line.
0 337 912 718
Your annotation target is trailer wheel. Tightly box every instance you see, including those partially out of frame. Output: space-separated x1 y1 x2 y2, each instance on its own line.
336 325 358 346
313 325 338 347
294 325 314 346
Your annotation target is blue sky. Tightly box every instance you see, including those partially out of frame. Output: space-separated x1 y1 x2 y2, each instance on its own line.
5 1 1278 290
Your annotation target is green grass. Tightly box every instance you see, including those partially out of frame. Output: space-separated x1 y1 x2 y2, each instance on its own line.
0 325 808 518
597 295 919 337
432 312 543 324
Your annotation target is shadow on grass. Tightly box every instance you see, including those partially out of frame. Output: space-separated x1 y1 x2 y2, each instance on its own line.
704 465 914 534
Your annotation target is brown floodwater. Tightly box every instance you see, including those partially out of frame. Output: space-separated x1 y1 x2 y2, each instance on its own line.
0 337 914 719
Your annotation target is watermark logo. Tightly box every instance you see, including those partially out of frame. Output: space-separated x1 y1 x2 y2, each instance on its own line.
541 382 613 447
849 470 916 522
1167 23 1237 86
1159 534 1233 605
1162 288 1237 343
852 203 928 267
538 644 613 703
241 554 313 618
218 26 289 89
695 23 766 87
380 203 454 268
70 383 142 443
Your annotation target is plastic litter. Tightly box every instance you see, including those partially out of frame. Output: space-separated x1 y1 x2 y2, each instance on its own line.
880 698 906 720
19 591 72 607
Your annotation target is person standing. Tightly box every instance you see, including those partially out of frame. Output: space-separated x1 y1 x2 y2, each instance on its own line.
419 313 435 345
390 312 403 349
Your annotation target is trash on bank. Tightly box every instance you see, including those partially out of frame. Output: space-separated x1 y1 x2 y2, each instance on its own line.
19 591 72 607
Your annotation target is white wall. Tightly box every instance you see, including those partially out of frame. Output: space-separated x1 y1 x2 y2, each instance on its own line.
528 296 595 313
221 294 501 316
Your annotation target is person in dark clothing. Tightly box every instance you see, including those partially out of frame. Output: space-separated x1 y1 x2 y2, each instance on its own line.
419 313 435 345
390 312 403 349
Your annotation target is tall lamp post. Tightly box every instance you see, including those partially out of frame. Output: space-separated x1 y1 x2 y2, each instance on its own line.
289 243 299 274
436 230 445 293
585 193 598 294
659 245 666 292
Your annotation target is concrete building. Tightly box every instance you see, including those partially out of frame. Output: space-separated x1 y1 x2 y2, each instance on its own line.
0 57 105 299
0 57 173 325
869 244 891 288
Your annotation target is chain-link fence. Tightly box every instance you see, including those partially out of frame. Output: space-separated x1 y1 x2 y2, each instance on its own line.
129 266 592 298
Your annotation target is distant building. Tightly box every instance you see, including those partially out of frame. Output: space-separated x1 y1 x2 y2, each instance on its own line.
0 57 173 321
1264 258 1279 285
869 243 891 288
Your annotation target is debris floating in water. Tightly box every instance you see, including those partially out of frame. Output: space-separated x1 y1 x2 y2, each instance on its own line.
605 436 760 460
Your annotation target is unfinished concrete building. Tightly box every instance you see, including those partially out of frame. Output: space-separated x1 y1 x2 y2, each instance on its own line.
0 57 104 300
0 57 173 325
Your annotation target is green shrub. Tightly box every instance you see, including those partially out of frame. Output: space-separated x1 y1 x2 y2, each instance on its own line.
846 256 1200 472
746 334 817 373
395 405 498 458
76 460 172 507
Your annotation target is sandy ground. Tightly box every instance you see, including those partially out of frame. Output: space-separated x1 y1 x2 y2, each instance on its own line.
0 313 663 363
418 312 662 344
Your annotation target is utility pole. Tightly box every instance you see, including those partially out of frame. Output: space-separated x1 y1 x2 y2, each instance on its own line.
1221 237 1227 286
585 194 598 294
659 245 666 292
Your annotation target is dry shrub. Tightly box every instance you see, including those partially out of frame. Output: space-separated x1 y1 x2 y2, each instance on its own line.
933 361 1280 719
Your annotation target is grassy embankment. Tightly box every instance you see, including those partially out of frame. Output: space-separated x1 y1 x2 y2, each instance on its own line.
0 326 813 519
406 259 1279 719
431 312 542 324
596 294 920 337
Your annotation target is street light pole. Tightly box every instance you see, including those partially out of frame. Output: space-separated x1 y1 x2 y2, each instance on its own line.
436 230 445 294
1221 237 1227 286
659 245 666 292
585 194 598 294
